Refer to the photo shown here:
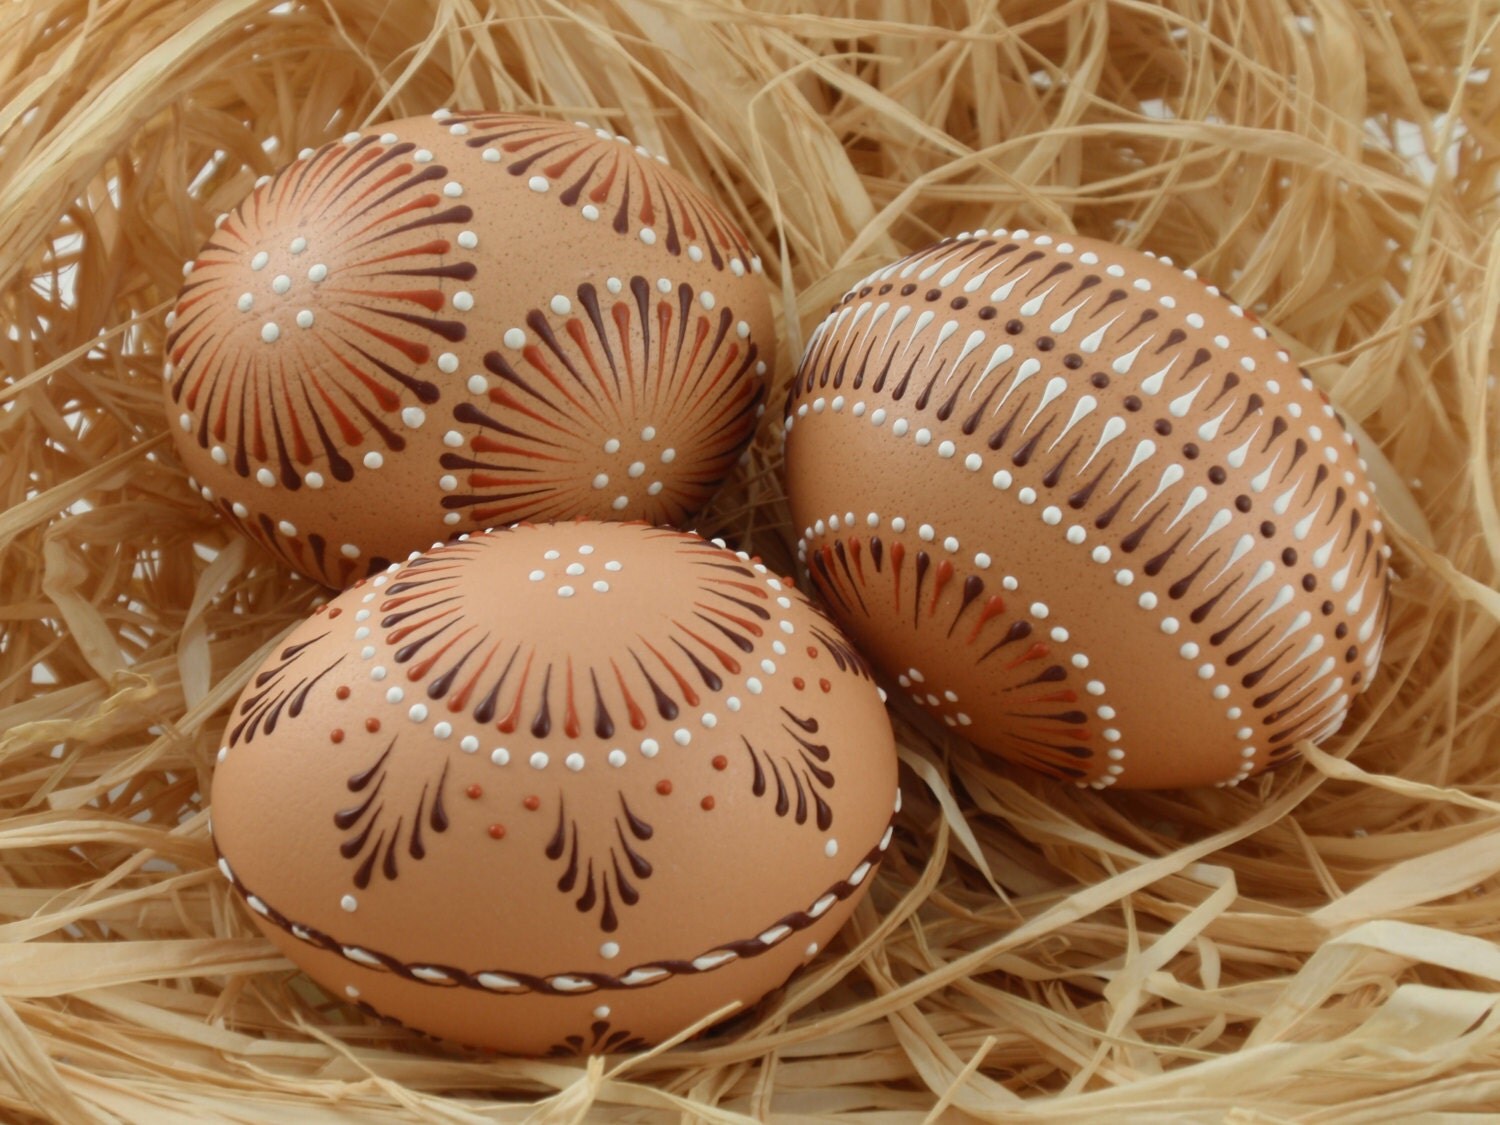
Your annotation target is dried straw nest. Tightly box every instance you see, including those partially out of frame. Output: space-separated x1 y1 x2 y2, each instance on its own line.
1 0 1498 1120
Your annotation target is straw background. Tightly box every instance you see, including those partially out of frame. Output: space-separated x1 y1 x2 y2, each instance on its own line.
1 0 1497 1120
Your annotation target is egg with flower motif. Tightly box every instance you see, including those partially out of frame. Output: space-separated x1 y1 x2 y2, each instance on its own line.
165 111 773 586
209 520 898 1053
783 229 1390 789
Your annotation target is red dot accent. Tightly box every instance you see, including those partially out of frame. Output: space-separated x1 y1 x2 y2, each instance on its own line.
466 784 483 800
712 755 728 771
365 718 381 733
488 824 506 840
819 678 832 693
523 795 540 811
328 607 342 619
700 795 715 811
336 685 351 700
656 780 673 796
329 729 344 744
792 676 806 690
806 646 819 659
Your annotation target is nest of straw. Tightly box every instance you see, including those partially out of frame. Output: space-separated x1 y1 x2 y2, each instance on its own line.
1 0 1497 1120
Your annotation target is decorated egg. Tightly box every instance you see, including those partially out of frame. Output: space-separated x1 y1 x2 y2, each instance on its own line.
165 110 773 587
209 521 898 1054
783 230 1390 789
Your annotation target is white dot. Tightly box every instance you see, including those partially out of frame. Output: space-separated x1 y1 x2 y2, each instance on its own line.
272 274 291 294
640 227 658 245
340 895 357 912
993 470 1013 489
581 204 600 221
608 749 626 768
1092 545 1111 564
289 236 308 254
363 451 383 470
296 309 314 329
437 352 459 373
674 728 691 746
530 751 549 769
236 292 253 312
557 585 575 598
1115 569 1134 586
340 543 360 558
277 520 296 536
250 251 269 271
1138 592 1158 610
1160 617 1180 634
550 295 572 316
600 942 620 960
974 552 992 569
401 406 425 428
385 687 404 704
1042 506 1062 526
612 495 629 511
457 231 478 249
409 703 428 722
566 753 585 772
260 322 280 343
308 263 328 283
452 291 474 311
460 735 480 753
256 468 276 487
640 738 659 757
824 839 839 857
491 748 510 766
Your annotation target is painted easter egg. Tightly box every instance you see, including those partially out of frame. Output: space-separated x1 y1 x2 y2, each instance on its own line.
209 520 898 1054
165 110 773 587
783 229 1391 789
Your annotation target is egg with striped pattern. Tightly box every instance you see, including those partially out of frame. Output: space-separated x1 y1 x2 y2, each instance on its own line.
165 110 772 587
783 230 1390 789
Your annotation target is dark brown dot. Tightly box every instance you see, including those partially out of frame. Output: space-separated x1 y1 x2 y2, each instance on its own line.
950 296 968 310
1005 318 1025 335
1090 371 1109 388
1345 645 1358 662
466 784 482 800
924 288 942 301
879 283 893 295
1260 521 1276 537
1064 353 1084 369
1124 395 1142 411
523 795 541 811
712 755 728 771
1321 600 1335 615
1235 495 1253 513
700 795 716 811
329 729 344 744
336 685 351 700
1154 419 1172 436
1208 466 1227 484
1281 548 1298 566
1335 622 1349 639
1352 671 1363 685
365 717 381 733
1302 574 1318 591
488 824 506 840
978 306 997 320
900 283 917 296
1182 442 1199 459
858 286 872 297
656 780 673 796
1036 336 1055 351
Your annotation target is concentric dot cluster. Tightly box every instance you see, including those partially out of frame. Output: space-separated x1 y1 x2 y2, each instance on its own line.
788 225 1393 787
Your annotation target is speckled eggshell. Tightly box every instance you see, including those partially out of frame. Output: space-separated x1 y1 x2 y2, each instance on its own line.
783 229 1391 790
209 521 898 1055
165 110 773 587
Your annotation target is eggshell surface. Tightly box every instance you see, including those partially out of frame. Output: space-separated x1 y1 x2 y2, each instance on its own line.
783 230 1391 789
209 521 898 1054
166 111 772 587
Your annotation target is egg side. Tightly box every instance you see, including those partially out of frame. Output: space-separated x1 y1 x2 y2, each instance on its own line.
783 230 1390 790
208 522 898 1054
166 111 773 587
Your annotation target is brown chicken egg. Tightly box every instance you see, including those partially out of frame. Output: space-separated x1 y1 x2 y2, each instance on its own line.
209 520 898 1054
165 110 773 587
783 229 1391 789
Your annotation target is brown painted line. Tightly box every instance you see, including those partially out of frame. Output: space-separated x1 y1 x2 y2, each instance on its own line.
212 794 899 998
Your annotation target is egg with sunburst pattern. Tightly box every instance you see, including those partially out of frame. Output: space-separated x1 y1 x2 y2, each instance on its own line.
209 520 898 1054
165 111 773 586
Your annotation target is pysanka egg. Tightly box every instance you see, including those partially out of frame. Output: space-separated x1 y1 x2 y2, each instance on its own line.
783 230 1391 789
209 521 898 1054
165 111 773 587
